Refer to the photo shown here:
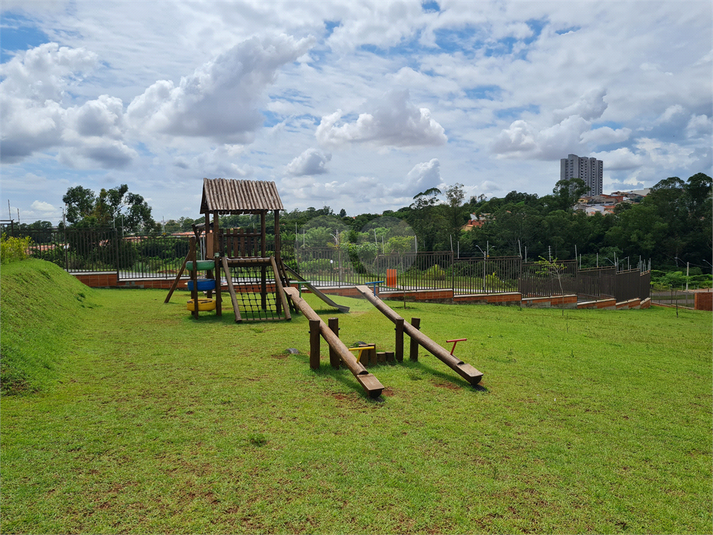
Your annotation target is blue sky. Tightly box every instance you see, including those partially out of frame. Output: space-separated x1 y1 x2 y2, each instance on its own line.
1 0 711 224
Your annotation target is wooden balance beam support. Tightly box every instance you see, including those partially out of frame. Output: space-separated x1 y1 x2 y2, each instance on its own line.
356 285 484 386
284 287 384 398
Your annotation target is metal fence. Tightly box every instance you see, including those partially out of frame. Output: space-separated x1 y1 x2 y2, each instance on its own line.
5 227 650 302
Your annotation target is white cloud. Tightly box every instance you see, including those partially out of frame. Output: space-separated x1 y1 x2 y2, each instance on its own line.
635 138 695 168
581 126 631 146
316 90 448 149
490 120 537 157
68 95 125 138
58 139 138 169
657 104 686 124
686 114 712 138
30 200 56 213
286 148 331 176
127 34 314 143
172 145 253 178
591 148 643 170
0 43 99 163
400 158 443 195
491 115 590 160
0 42 98 102
2 1 711 219
553 88 608 122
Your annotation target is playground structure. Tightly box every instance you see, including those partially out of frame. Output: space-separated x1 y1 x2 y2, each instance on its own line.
163 178 482 396
165 178 292 321
166 178 349 320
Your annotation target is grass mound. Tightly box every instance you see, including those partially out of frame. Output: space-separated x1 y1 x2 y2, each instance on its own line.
0 259 98 394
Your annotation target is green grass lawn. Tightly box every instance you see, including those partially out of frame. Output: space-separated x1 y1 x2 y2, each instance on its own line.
2 260 711 533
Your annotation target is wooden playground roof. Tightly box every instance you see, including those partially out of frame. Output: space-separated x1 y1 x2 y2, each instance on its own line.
200 178 284 215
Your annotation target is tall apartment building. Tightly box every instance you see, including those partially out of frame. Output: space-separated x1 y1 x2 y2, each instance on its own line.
560 154 603 196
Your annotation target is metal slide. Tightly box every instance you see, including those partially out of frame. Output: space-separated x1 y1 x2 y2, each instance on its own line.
283 266 350 313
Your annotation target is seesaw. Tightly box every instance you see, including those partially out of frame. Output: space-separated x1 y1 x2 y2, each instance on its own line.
284 286 384 398
355 285 483 386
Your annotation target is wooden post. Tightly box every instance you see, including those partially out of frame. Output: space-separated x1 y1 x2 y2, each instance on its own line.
328 318 340 369
189 237 199 319
410 317 420 361
165 249 190 303
213 212 220 313
274 210 281 263
261 211 267 310
221 257 242 323
214 256 222 316
205 212 212 257
395 318 404 362
270 256 291 320
309 319 320 370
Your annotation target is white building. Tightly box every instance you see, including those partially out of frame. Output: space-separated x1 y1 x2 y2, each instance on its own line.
560 154 603 196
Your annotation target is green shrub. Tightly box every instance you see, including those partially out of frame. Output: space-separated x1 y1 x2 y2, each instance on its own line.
425 264 446 280
0 234 33 264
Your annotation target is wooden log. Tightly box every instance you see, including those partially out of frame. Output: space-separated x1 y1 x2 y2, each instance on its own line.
190 237 199 319
224 257 274 265
377 351 386 364
165 249 189 303
221 256 242 323
328 318 340 369
285 287 384 398
309 319 320 370
410 317 420 361
215 256 222 316
395 318 404 362
270 256 291 320
385 351 395 363
369 346 377 366
356 285 483 385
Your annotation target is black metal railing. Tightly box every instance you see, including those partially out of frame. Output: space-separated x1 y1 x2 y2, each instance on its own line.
3 226 651 302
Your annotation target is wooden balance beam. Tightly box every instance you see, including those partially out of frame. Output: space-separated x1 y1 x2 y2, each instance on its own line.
284 287 384 398
356 285 483 386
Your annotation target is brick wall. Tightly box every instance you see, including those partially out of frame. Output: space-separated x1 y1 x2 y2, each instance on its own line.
695 291 713 311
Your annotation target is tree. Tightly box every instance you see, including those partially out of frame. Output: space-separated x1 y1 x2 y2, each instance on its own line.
535 256 567 316
62 184 156 234
444 183 467 241
549 178 589 211
408 187 443 251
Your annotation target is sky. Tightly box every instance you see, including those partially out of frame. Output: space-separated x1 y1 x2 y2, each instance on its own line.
1 0 711 225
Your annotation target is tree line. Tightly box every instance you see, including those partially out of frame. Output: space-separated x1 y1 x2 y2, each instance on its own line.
9 172 711 275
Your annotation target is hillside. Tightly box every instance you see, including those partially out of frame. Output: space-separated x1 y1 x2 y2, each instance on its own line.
0 259 99 394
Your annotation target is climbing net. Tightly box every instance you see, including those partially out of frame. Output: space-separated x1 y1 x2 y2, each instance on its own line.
225 262 285 321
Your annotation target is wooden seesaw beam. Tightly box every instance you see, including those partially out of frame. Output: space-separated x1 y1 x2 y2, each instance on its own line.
284 287 384 398
355 285 484 386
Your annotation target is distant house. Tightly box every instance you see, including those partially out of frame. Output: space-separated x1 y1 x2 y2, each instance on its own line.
575 189 647 216
462 213 491 230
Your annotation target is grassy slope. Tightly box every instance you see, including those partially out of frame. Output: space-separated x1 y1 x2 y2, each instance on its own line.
0 259 99 394
1 262 711 533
